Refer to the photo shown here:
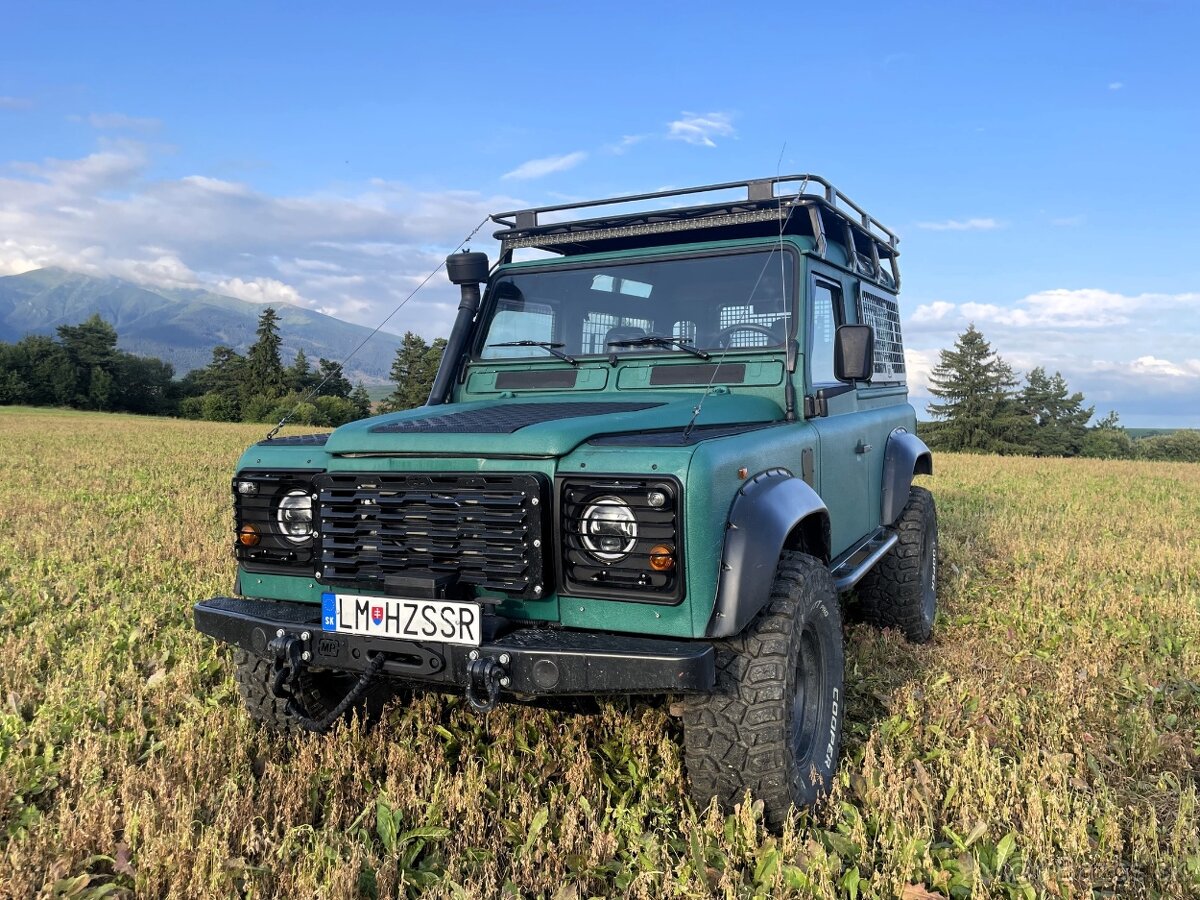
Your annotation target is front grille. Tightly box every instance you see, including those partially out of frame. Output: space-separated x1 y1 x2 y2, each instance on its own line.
316 473 547 598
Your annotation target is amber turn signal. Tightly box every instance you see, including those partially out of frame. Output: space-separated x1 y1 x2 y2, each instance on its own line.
648 544 675 571
239 524 260 547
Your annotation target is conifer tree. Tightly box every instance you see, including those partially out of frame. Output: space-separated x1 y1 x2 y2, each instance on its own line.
382 331 434 412
926 324 1025 453
350 382 372 419
246 307 285 397
316 358 352 399
287 347 316 393
1017 367 1094 456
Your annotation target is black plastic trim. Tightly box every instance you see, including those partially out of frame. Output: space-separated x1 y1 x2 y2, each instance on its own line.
649 363 746 386
880 428 933 524
706 468 830 638
494 369 579 390
194 597 715 696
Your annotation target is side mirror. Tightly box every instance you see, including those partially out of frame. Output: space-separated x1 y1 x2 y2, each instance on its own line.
834 324 874 383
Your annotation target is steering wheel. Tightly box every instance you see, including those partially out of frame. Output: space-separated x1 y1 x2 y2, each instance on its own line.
713 323 779 348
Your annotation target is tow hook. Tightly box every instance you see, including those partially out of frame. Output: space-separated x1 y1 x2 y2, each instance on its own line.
268 630 308 700
465 652 510 713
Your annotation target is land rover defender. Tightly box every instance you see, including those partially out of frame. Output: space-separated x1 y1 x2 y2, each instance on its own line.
194 175 936 825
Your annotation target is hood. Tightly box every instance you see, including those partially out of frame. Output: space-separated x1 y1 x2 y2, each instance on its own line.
323 392 784 457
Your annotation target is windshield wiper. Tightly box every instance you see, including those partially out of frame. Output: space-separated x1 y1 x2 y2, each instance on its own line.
487 340 578 366
606 335 711 360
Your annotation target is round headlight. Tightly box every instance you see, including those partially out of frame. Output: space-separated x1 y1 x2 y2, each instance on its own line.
580 496 638 562
277 489 313 543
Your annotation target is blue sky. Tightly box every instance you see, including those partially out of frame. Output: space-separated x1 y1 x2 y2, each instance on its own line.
2 1 1198 425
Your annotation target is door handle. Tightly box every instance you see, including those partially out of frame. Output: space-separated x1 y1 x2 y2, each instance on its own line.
855 441 873 454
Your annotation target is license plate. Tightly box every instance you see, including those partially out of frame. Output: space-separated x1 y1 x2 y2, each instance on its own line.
321 592 482 646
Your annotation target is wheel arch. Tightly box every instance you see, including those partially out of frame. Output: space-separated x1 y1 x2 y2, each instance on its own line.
705 468 831 639
881 428 933 525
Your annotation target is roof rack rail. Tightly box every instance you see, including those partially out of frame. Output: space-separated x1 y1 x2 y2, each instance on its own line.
490 175 900 288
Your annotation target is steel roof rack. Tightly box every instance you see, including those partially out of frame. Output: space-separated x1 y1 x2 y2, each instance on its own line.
491 175 900 288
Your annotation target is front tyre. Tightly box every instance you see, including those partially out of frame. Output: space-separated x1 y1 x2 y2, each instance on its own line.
232 649 388 734
682 552 844 830
855 485 938 643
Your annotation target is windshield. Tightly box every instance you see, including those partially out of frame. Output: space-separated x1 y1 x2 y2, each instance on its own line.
477 249 794 361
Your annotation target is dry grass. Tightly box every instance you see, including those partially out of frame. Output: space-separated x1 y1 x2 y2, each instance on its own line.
0 406 1197 899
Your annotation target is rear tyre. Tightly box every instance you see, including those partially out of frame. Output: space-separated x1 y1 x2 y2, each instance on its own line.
855 486 938 643
232 649 389 734
682 552 844 830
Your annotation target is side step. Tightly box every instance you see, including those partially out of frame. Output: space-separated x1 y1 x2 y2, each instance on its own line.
829 528 898 592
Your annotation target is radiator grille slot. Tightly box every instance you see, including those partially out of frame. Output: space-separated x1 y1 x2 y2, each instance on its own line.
316 473 546 598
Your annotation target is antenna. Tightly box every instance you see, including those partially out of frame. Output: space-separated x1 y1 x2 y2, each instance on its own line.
681 164 809 442
261 215 490 441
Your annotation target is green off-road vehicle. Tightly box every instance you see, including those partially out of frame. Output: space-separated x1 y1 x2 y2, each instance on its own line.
195 175 935 826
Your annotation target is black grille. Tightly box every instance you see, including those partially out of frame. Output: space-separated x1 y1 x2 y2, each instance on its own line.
369 401 662 434
316 473 547 598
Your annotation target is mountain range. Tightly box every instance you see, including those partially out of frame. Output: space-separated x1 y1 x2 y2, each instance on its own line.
0 267 404 383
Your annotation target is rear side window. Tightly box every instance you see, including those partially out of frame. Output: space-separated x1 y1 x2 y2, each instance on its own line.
809 280 841 385
858 287 906 383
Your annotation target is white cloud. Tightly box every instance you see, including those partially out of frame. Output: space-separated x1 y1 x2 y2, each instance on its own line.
217 276 307 307
904 287 1200 427
501 151 587 180
903 347 940 397
914 217 1002 231
666 112 736 147
0 96 33 110
0 140 524 341
915 288 1199 330
911 300 956 323
605 134 646 155
1108 82 1124 91
1128 356 1200 379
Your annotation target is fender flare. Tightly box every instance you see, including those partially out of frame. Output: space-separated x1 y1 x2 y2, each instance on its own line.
705 468 831 639
881 428 933 525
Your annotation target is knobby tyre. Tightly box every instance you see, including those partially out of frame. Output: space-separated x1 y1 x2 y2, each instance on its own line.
855 485 938 643
682 551 845 830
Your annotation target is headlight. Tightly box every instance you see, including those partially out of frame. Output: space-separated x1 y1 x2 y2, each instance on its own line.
276 489 314 543
560 476 682 603
579 496 638 562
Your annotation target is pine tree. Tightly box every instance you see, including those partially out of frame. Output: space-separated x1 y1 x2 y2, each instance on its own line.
287 347 316 393
1017 367 1094 456
926 324 1025 453
316 358 353 399
246 307 285 397
382 332 433 412
56 314 118 405
350 382 372 419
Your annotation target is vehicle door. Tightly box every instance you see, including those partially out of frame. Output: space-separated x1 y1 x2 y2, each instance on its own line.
805 272 872 557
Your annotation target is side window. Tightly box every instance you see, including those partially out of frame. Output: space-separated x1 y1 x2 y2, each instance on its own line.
858 287 906 383
809 280 841 385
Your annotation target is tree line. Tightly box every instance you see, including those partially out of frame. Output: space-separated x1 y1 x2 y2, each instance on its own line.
0 308 446 427
922 324 1200 462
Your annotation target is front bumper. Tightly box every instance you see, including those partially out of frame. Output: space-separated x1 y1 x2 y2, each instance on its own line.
194 597 715 697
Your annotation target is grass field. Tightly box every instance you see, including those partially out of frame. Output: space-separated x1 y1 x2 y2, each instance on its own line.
1 406 1197 899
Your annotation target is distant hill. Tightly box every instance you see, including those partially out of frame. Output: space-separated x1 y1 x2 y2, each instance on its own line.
0 267 403 383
